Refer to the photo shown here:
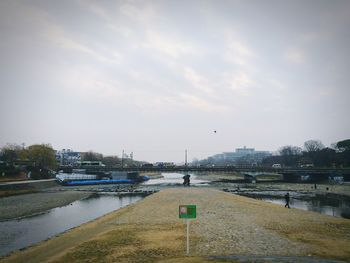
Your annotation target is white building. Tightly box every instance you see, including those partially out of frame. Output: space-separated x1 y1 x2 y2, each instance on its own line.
56 149 81 166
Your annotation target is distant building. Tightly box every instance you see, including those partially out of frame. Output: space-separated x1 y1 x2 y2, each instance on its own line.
56 149 81 166
222 146 270 162
235 146 255 156
195 146 271 166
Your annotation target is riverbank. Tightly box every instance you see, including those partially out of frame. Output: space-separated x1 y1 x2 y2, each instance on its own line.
1 174 349 221
2 188 349 263
0 191 91 221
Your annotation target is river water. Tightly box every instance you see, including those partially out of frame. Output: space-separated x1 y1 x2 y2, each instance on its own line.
236 191 350 219
0 194 144 257
143 172 209 186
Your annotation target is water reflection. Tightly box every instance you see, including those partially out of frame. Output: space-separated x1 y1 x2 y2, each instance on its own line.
239 193 350 219
0 194 143 257
143 172 209 186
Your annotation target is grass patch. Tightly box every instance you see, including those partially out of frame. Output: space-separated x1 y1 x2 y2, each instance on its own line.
264 219 350 261
52 228 136 263
53 224 196 263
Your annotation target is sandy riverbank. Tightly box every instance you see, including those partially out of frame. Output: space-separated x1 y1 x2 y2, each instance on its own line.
2 188 349 263
0 191 92 221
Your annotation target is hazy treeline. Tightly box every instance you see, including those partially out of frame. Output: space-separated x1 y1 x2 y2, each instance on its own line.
262 139 350 168
0 144 146 179
1 139 349 179
81 151 145 167
193 139 350 168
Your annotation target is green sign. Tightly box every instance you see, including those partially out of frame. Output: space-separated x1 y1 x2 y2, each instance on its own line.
179 205 196 219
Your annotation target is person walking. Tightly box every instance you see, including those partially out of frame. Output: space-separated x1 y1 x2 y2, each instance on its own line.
284 192 290 208
183 174 190 186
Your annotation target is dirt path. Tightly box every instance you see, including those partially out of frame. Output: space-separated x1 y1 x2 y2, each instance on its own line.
2 188 350 263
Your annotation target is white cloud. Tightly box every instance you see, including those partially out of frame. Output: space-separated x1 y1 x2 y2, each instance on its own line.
183 67 214 95
119 2 156 24
80 1 134 38
285 48 305 64
11 3 123 65
45 24 122 64
179 93 229 112
55 66 123 103
226 72 254 96
144 31 194 58
225 39 255 65
80 0 110 21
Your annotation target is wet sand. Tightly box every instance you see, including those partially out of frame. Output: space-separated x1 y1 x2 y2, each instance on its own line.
2 188 350 263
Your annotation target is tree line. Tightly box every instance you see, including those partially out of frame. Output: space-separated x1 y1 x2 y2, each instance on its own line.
81 151 145 167
0 144 146 179
262 139 350 168
0 144 57 179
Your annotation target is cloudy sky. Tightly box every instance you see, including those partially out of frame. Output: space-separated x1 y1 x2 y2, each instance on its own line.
1 0 349 162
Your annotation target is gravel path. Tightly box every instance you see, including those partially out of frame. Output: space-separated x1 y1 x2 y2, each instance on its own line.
114 188 308 256
0 191 91 221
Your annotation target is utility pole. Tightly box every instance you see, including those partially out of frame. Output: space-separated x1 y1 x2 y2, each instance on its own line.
121 149 124 169
185 149 188 167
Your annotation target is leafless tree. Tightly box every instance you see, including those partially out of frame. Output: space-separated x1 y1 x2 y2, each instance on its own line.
304 140 324 152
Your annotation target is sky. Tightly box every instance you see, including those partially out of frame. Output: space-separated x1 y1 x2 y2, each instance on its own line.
1 0 349 163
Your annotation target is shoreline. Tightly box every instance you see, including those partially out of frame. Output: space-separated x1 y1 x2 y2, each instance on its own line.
1 188 350 263
0 191 92 221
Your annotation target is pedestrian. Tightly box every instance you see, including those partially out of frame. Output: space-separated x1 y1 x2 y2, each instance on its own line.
185 174 190 186
183 174 190 186
284 192 290 208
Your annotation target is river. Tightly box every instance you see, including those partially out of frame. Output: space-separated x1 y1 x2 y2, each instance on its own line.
143 172 209 186
236 191 350 219
0 194 144 257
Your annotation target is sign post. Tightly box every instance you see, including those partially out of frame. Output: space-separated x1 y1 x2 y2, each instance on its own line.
186 219 190 254
179 205 196 255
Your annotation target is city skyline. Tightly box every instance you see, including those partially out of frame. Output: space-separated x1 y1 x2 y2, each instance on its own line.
1 1 349 162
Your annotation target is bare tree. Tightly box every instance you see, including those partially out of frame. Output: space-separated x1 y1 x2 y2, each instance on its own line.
279 145 302 167
279 145 302 156
304 140 324 152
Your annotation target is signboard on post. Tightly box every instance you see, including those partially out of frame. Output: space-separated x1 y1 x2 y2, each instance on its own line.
179 205 196 255
179 205 196 219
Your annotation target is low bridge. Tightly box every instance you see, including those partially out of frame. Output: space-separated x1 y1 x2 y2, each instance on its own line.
59 166 350 182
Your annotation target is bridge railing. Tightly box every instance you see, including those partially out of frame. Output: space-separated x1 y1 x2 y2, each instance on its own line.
58 165 350 175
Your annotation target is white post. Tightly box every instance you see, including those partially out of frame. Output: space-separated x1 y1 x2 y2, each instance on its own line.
186 219 190 255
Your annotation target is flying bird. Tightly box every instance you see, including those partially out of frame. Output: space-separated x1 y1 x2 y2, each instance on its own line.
214 130 217 133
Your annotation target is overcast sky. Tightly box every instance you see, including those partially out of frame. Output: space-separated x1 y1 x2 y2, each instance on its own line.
1 0 349 162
